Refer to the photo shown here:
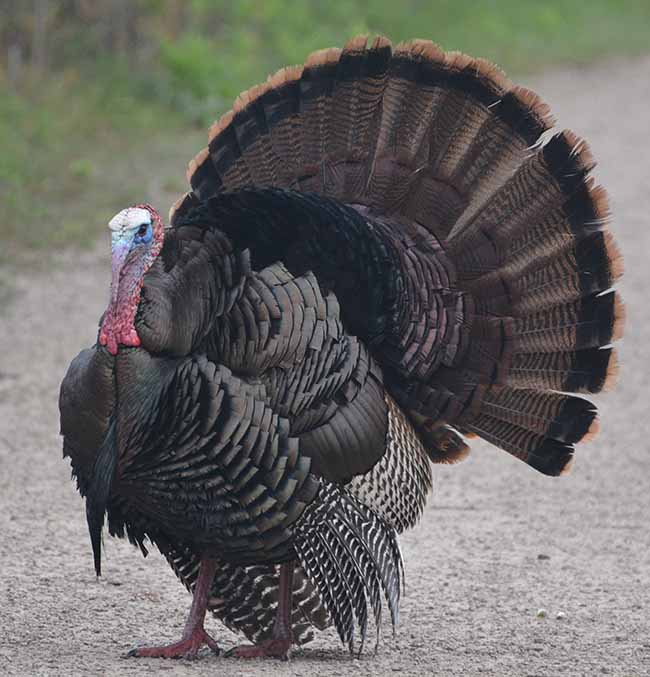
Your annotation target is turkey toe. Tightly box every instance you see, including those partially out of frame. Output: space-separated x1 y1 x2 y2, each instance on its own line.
126 627 219 659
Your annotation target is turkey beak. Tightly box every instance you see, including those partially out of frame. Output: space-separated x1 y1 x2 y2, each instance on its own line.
109 233 132 307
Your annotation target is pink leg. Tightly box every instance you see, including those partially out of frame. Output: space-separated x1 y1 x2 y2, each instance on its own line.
226 561 295 660
127 557 219 659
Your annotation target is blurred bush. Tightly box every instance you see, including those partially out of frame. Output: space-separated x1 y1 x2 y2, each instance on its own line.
4 1 650 123
1 0 649 252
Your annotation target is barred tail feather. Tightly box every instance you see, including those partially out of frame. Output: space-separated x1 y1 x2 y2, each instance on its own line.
508 347 617 393
293 481 402 653
511 291 624 354
347 395 433 532
459 387 600 475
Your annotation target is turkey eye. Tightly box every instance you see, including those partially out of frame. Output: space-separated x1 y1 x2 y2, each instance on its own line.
137 224 149 237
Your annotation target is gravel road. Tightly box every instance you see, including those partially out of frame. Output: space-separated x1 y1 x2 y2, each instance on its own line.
1 57 649 677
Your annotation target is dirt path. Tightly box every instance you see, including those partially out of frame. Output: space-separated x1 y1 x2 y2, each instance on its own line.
1 57 649 677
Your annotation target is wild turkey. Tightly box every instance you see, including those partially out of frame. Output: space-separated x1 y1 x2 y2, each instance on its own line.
59 36 623 659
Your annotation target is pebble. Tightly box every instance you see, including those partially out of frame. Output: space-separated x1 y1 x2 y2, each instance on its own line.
556 611 566 620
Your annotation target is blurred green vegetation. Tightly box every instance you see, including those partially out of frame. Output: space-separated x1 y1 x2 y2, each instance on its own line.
1 0 649 255
0 73 200 258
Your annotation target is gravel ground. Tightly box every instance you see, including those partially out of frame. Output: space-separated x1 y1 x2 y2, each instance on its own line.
1 57 649 677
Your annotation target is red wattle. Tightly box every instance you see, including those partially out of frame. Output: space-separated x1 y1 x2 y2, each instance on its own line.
99 284 143 354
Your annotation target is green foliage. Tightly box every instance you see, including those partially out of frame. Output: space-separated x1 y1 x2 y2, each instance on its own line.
1 0 649 253
160 35 222 100
150 0 650 122
0 77 202 255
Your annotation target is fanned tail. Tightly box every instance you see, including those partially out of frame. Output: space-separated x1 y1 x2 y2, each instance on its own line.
173 35 623 477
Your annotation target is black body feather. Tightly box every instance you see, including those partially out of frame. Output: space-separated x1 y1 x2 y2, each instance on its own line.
85 419 118 576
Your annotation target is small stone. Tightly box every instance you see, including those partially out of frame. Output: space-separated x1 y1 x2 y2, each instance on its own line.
556 611 566 620
536 608 547 618
537 553 551 560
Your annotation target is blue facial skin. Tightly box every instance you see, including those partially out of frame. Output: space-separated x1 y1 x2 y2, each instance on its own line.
110 222 151 262
132 222 153 246
109 222 153 305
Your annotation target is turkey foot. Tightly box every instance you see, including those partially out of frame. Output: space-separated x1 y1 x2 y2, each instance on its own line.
127 626 219 659
225 561 295 661
127 556 219 660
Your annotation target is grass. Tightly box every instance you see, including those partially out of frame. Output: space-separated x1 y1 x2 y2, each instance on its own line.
168 0 650 107
0 76 203 261
1 0 649 256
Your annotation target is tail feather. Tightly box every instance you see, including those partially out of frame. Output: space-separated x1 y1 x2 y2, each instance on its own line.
448 132 600 272
257 67 305 188
450 86 554 209
512 291 624 354
324 36 393 200
293 481 402 652
478 387 598 442
508 347 617 393
464 230 622 318
229 85 287 187
425 53 509 180
300 48 342 179
463 416 575 476
364 42 448 213
511 230 622 314
506 181 611 264
295 535 356 650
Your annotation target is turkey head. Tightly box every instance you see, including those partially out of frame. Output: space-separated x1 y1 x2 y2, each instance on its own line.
99 204 164 354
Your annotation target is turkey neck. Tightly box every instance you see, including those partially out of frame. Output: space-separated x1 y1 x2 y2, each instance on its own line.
100 248 149 354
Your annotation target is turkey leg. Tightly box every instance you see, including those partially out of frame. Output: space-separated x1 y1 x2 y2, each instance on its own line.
226 561 295 660
127 556 219 659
